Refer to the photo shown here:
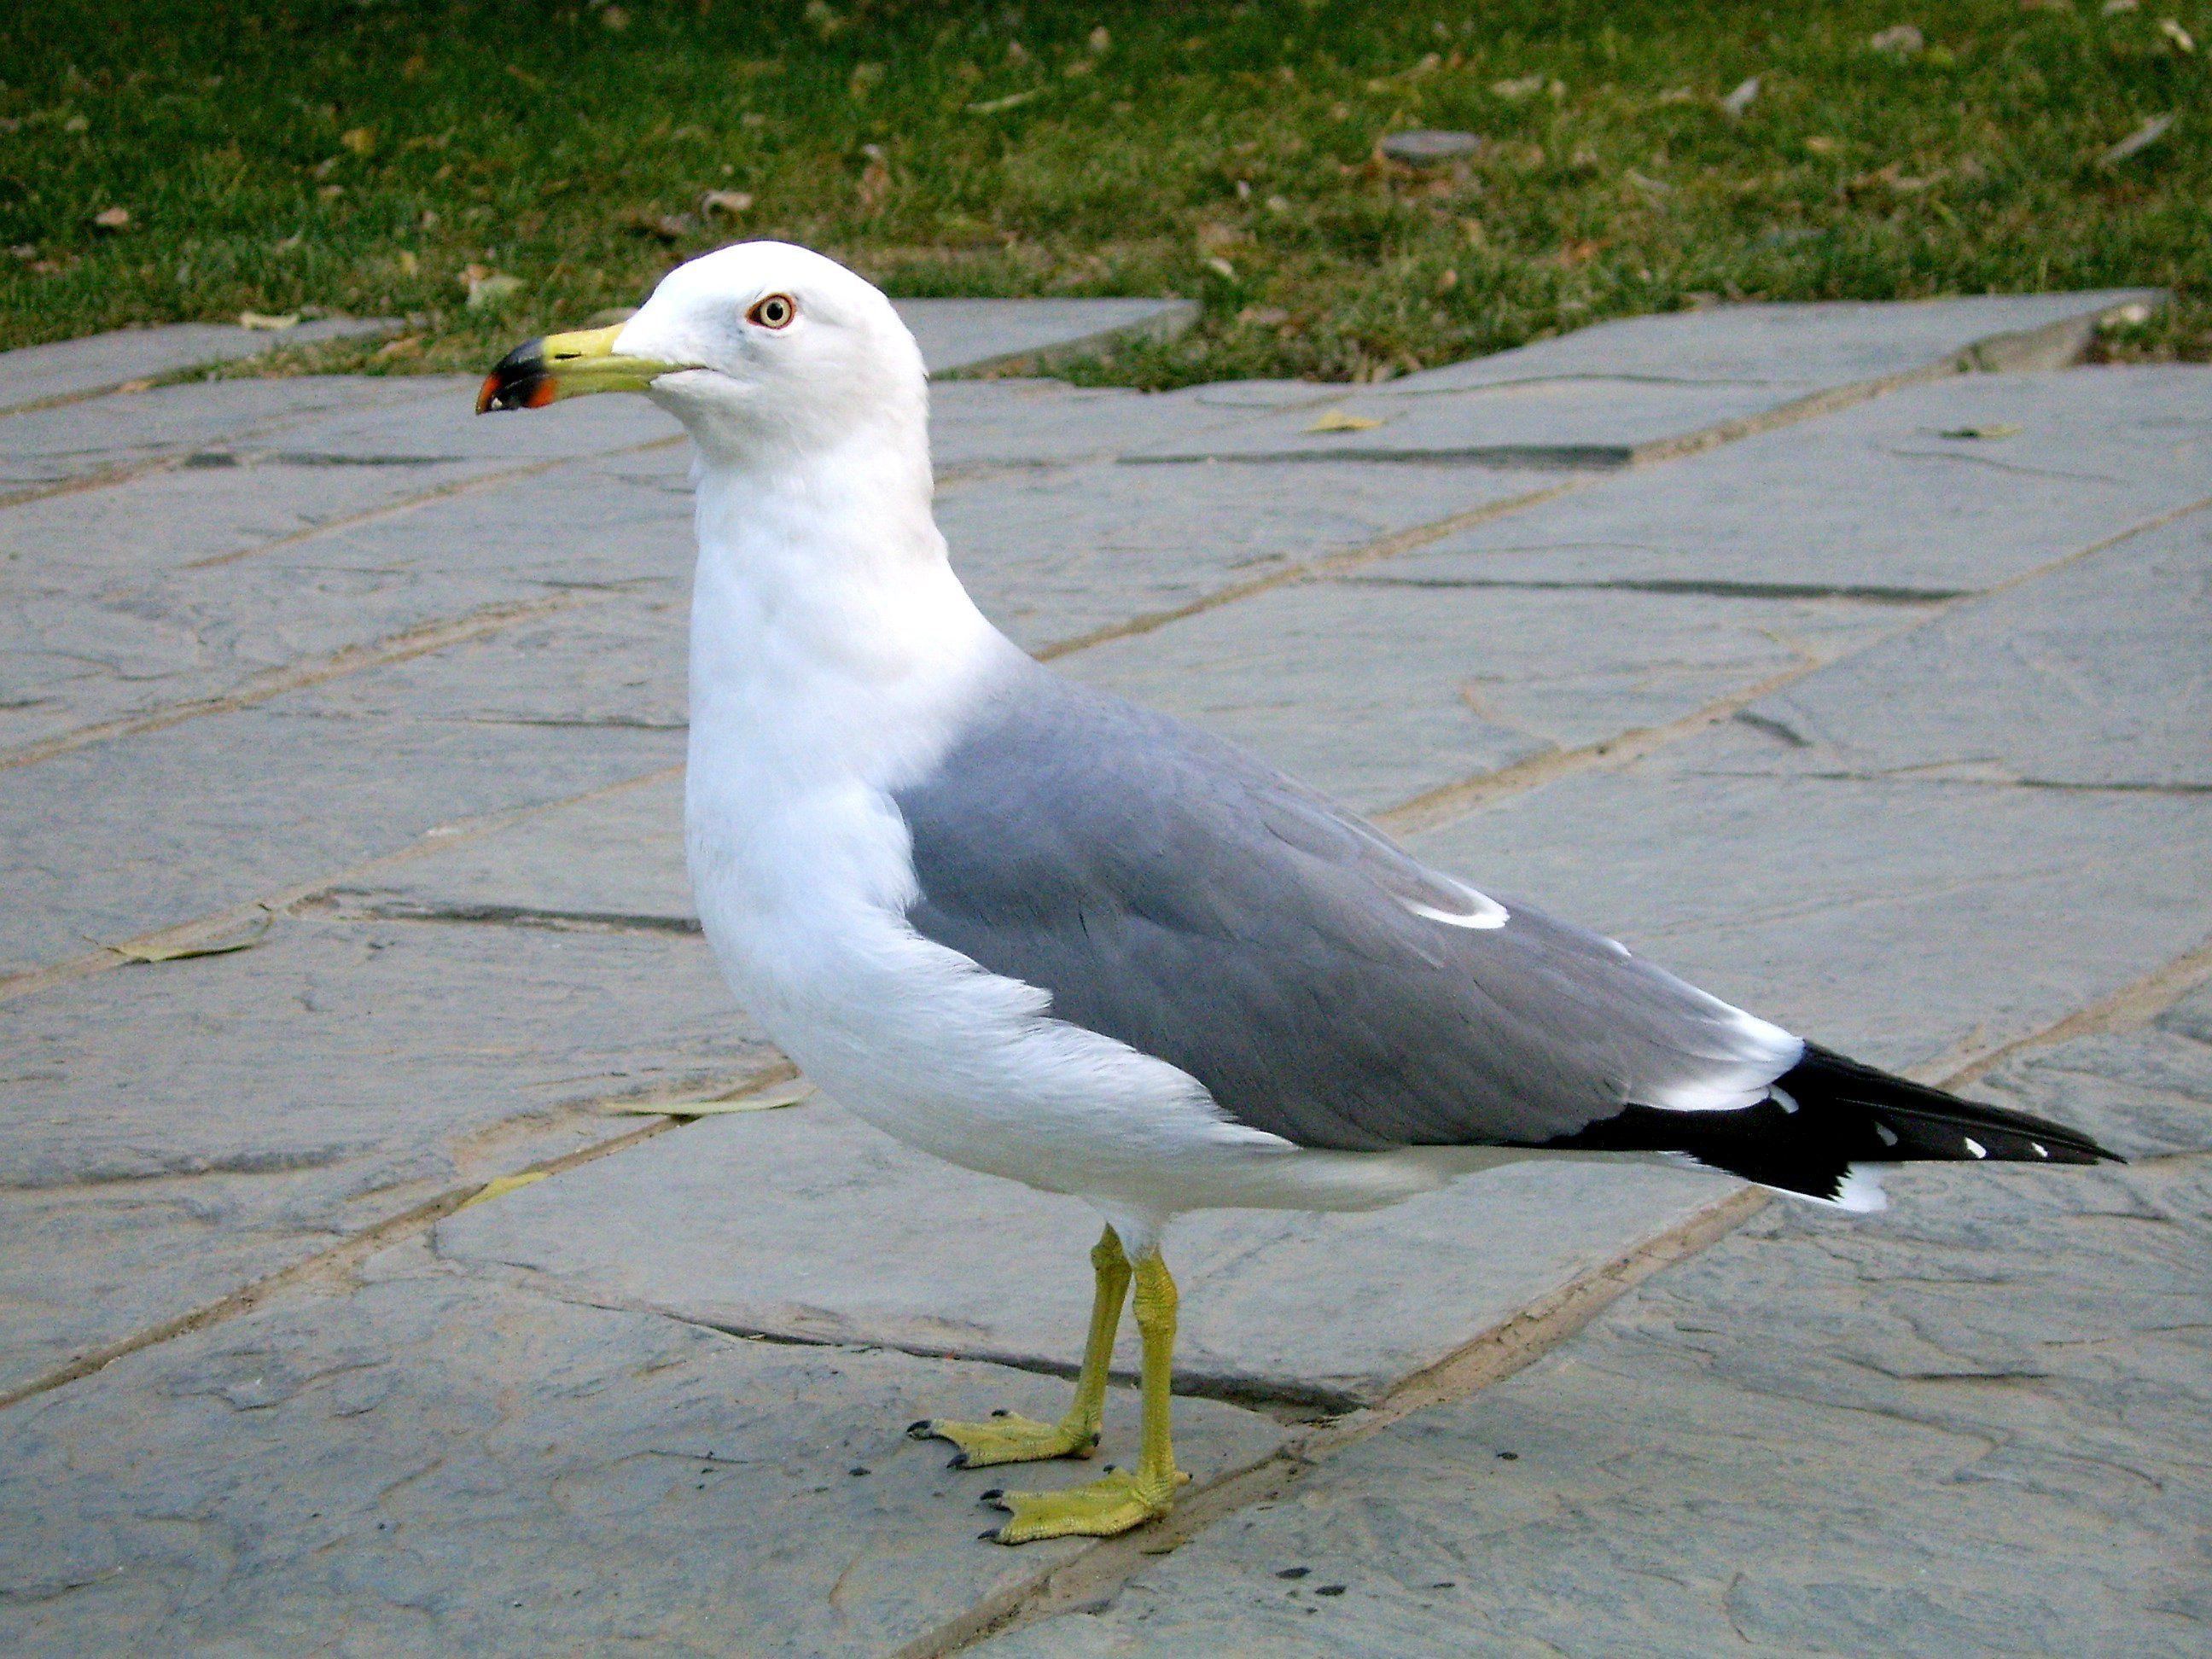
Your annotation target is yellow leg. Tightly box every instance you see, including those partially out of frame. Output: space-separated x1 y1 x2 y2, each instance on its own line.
981 1248 1188 1545
910 1226 1132 1470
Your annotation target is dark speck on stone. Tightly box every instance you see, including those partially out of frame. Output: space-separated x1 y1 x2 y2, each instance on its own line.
1276 1566 1310 1580
1317 1584 1347 1597
849 1465 870 1476
1430 1580 1457 1589
1497 1451 1519 1460
1378 129 1487 164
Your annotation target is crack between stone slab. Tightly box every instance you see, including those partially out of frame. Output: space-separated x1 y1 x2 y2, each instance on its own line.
0 381 458 511
450 713 688 731
533 1286 1361 1422
1367 371 1791 398
1733 709 1814 748
1373 658 1829 838
1030 477 1592 663
314 896 703 937
1691 765 2212 797
0 1062 795 1415
1128 443 1640 471
1939 934 2212 1091
0 762 684 1009
0 325 408 421
1109 306 2120 474
245 450 470 469
1344 573 1968 604
1881 445 2125 485
0 588 606 774
1375 488 2212 841
3 1139 379 1194
179 432 685 571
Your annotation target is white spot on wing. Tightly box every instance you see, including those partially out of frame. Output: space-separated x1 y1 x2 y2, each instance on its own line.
1965 1137 1988 1159
2031 1142 2049 1159
1405 879 1508 930
1831 1167 1889 1214
1874 1122 1900 1148
1753 1164 1889 1213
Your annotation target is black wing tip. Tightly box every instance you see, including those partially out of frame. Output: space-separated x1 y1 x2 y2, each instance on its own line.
1540 1040 2122 1204
1785 1043 2122 1166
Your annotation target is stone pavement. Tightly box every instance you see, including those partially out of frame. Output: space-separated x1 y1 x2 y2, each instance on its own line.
0 288 2206 1656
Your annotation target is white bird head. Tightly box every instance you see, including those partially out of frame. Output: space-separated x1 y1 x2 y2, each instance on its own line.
477 241 928 467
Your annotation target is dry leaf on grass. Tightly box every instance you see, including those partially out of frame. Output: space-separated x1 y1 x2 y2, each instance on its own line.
966 88 1045 114
1721 78 1761 119
463 270 524 308
2100 113 2174 166
238 310 300 330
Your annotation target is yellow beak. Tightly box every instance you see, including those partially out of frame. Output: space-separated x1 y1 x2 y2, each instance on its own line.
475 325 684 413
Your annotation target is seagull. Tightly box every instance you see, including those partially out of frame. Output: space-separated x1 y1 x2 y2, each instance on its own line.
479 242 2116 1545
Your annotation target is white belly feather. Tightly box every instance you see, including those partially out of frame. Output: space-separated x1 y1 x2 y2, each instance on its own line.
684 765 1458 1224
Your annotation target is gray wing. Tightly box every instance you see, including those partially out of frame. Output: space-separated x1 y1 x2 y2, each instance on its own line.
894 659 1798 1152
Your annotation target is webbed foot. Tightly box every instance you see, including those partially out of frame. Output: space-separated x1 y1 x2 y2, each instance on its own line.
908 1409 1098 1470
980 1464 1189 1544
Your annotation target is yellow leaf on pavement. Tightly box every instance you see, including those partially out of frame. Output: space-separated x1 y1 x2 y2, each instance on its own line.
106 910 274 963
600 1080 817 1116
456 1171 550 1212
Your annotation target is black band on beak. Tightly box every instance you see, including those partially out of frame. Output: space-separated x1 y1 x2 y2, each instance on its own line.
476 340 556 414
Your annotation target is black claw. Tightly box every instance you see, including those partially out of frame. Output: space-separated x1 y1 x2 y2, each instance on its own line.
947 1452 969 1470
980 1528 1004 1543
906 1419 934 1438
1103 1464 1118 1473
979 1487 1004 1502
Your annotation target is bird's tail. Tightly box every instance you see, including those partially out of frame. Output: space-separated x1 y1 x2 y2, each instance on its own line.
1556 1043 2118 1214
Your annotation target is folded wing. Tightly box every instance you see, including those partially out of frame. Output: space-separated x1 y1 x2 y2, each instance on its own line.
894 661 1801 1154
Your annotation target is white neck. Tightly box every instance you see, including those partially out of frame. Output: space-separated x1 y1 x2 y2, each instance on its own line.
684 422 1010 811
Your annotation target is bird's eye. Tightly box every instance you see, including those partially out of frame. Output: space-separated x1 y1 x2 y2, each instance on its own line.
747 293 796 329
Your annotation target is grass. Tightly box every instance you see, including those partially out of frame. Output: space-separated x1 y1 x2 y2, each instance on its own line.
1 0 2205 387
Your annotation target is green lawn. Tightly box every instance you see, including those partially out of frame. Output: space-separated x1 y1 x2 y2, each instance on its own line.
2 0 2204 386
